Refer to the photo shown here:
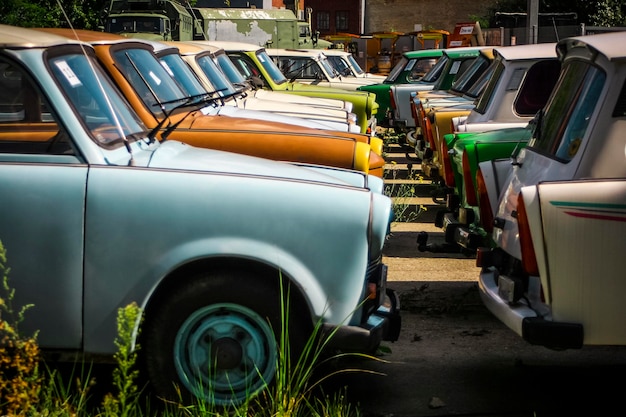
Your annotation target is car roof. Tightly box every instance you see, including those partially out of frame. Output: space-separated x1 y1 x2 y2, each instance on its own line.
264 48 324 57
403 49 445 59
0 24 86 48
184 40 221 54
206 40 265 52
167 41 210 56
36 28 127 43
442 46 487 58
494 42 557 61
319 49 351 56
557 31 626 62
34 28 160 52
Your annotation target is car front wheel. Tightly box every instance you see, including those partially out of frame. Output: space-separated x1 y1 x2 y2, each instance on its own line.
141 270 308 407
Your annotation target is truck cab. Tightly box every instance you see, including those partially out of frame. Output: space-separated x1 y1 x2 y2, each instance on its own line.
102 0 194 41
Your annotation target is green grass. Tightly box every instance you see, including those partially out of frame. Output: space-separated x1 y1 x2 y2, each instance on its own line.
0 240 384 417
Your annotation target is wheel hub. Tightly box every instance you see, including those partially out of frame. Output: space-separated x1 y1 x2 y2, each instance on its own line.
211 337 243 370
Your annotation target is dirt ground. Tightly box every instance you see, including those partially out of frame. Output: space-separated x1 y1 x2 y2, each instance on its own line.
321 221 626 417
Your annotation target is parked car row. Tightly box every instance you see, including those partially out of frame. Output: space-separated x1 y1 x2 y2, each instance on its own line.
417 42 562 252
0 24 401 407
361 31 626 350
475 31 626 349
213 41 381 135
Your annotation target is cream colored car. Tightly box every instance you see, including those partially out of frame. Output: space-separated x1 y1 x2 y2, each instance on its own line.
267 48 381 90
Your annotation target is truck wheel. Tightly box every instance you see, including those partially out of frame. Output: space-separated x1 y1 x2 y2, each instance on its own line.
141 271 308 406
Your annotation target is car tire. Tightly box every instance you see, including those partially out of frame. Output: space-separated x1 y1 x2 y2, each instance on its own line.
140 269 309 406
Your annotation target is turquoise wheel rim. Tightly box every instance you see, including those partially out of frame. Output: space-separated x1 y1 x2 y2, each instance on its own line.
174 303 277 405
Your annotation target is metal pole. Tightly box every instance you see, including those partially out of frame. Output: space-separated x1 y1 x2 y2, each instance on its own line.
528 0 539 43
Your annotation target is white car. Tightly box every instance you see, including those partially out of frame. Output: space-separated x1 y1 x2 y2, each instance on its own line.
453 42 559 133
476 31 626 349
267 48 381 90
158 41 362 133
321 49 386 81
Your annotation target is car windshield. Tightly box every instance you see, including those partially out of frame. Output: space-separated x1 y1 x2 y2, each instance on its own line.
214 51 248 86
529 59 606 162
345 54 365 75
159 52 207 97
112 47 188 117
48 51 147 147
327 55 353 76
195 53 238 96
386 56 408 82
450 53 492 96
255 50 288 85
421 54 448 83
463 57 498 99
473 60 505 114
318 54 338 78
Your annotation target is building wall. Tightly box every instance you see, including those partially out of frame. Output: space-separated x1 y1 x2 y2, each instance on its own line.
307 0 494 35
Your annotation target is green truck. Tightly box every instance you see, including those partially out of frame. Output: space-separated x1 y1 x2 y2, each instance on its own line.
190 7 330 49
102 0 195 41
102 0 329 48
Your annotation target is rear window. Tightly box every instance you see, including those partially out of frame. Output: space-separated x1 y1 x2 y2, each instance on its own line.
473 60 505 114
529 60 605 162
514 59 561 116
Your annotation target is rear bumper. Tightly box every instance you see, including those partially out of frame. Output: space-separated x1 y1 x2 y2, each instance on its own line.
479 267 583 349
436 210 483 250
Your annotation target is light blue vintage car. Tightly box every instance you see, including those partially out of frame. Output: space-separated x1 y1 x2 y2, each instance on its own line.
0 25 400 406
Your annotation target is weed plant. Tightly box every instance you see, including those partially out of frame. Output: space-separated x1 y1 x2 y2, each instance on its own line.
0 240 382 417
378 129 427 223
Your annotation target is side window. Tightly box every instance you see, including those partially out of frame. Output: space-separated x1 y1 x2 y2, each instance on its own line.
0 59 71 155
514 59 561 116
530 60 605 162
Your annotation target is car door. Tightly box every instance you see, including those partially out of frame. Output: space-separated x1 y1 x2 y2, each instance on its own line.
535 179 626 345
0 55 87 349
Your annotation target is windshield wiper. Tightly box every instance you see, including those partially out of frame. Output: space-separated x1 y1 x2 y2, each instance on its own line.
146 93 211 143
147 89 232 143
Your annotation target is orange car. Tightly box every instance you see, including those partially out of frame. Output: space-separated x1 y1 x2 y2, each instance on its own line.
39 29 385 177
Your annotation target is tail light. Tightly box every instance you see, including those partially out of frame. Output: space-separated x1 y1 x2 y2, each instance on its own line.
516 192 539 276
416 102 425 132
476 168 494 234
441 138 455 187
424 114 436 150
410 99 419 125
463 151 478 206
389 88 397 110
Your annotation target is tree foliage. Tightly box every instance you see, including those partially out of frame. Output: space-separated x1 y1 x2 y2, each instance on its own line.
0 0 107 29
484 0 626 27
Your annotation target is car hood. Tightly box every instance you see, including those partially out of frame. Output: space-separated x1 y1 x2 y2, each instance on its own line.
147 140 368 188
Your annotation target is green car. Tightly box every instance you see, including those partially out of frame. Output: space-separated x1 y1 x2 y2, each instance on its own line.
417 126 532 253
211 41 380 135
357 49 443 126
388 47 485 135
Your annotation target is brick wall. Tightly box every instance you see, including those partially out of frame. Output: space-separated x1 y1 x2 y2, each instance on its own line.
364 0 493 34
